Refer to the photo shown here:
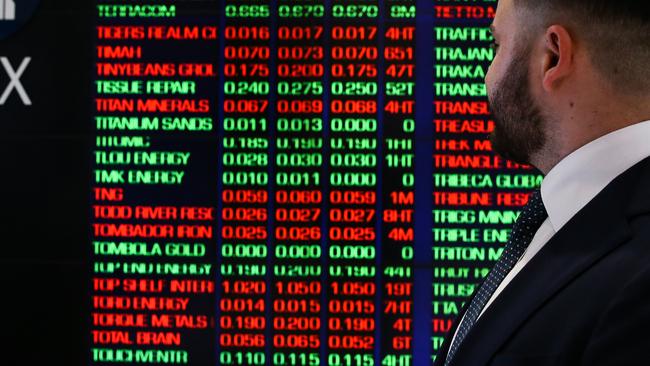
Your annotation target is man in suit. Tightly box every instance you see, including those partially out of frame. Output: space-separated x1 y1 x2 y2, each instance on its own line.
435 1 650 365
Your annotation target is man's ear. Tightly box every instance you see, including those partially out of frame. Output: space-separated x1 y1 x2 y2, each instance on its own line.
541 25 574 92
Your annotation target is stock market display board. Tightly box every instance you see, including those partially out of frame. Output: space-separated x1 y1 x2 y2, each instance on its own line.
89 0 541 364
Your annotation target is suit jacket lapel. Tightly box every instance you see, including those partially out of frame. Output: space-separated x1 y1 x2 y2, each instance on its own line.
448 156 650 366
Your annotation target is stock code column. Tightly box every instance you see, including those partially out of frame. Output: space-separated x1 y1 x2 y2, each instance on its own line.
273 2 326 366
92 1 218 365
430 1 541 362
218 1 271 365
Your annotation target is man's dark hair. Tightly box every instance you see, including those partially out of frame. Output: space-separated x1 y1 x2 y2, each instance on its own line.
514 0 650 95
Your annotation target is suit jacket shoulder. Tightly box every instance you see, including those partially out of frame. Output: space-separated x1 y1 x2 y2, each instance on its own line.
436 156 650 366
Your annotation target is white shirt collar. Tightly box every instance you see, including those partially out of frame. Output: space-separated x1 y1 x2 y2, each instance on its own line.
541 120 650 232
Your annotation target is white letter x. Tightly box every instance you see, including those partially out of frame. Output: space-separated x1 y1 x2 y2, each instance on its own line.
0 57 32 105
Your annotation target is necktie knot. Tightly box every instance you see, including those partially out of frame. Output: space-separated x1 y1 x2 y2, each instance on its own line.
512 189 548 235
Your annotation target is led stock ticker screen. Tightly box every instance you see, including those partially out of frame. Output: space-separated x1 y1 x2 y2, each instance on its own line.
90 0 541 365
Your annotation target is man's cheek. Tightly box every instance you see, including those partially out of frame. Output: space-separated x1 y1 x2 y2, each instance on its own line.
485 62 507 103
485 63 498 99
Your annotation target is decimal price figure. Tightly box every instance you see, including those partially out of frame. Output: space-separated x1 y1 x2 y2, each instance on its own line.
272 1 326 365
327 1 380 365
219 1 272 364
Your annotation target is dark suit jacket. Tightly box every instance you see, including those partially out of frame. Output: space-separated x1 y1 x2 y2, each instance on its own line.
434 156 650 366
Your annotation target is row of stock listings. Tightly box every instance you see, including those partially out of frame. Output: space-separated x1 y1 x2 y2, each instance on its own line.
91 0 541 365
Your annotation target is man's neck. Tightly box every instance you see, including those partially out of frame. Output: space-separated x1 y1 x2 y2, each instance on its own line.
531 97 650 175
